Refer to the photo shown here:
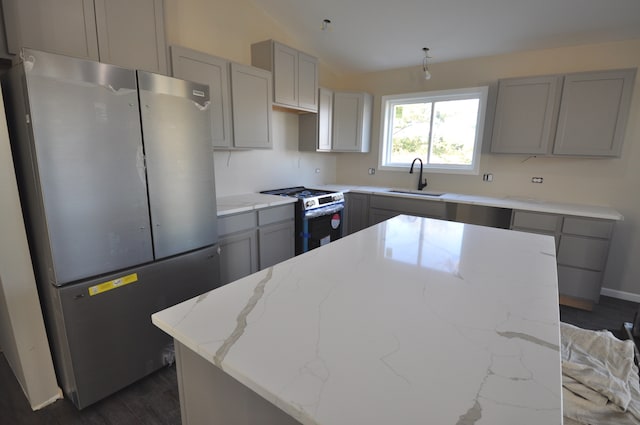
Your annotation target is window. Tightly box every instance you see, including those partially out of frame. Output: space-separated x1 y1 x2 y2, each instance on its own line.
379 86 488 174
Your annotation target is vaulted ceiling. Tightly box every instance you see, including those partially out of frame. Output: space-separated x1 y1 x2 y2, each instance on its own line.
250 0 640 75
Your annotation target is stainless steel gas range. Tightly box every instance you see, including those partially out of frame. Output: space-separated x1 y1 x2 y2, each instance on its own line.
261 187 345 254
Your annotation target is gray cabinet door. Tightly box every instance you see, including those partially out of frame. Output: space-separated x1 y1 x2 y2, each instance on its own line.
230 63 273 149
553 69 636 157
219 230 259 285
369 195 448 219
272 42 298 108
22 51 152 284
491 75 562 154
298 87 333 152
297 52 318 112
3 0 99 59
317 87 333 151
259 221 295 269
94 0 167 74
170 46 233 149
332 91 372 152
139 72 218 259
332 92 363 151
369 208 399 226
510 210 615 305
345 193 370 235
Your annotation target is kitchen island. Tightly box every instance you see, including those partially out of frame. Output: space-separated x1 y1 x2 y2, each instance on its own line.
152 215 562 425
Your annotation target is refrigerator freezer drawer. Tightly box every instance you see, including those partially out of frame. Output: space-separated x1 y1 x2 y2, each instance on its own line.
55 245 220 409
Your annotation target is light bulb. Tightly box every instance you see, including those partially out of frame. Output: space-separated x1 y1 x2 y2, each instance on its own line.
424 69 431 80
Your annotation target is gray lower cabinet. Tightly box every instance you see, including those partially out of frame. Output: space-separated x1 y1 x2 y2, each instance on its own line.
345 192 370 235
218 204 294 285
368 194 449 226
511 210 614 308
257 205 295 269
217 211 259 286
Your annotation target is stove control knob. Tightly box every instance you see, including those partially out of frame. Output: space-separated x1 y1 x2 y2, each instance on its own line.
306 200 316 208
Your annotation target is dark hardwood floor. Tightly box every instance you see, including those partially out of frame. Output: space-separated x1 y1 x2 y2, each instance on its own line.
1 296 638 424
560 295 639 335
0 355 181 425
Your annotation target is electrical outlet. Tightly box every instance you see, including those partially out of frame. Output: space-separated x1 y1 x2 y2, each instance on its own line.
368 168 376 175
531 177 543 183
482 173 493 182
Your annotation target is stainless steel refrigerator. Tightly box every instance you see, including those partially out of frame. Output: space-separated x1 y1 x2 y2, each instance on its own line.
2 49 221 409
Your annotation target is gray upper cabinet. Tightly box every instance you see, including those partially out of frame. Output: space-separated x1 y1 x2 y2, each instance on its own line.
251 39 318 113
491 75 562 155
171 46 233 148
93 0 167 74
332 91 372 152
491 68 636 157
171 46 272 150
299 87 333 152
230 62 273 149
2 0 167 74
2 0 99 60
299 88 372 153
553 69 636 157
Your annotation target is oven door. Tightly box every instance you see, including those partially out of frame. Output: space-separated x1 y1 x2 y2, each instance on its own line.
299 203 344 254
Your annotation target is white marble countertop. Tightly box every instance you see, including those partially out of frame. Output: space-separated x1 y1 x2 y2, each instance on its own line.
153 215 562 425
216 193 297 216
317 184 623 221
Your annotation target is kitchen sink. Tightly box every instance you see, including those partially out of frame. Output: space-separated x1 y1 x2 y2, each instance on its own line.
387 189 446 197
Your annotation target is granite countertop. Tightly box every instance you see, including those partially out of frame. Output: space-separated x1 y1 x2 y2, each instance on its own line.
216 193 297 216
317 184 623 221
152 215 562 425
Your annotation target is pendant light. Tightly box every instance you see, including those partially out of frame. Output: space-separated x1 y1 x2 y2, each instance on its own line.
422 47 432 80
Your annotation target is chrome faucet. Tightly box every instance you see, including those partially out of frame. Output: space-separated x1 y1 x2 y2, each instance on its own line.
409 158 427 191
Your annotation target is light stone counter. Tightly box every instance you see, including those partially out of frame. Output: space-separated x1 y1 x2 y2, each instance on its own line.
216 193 297 216
153 215 562 425
318 184 623 221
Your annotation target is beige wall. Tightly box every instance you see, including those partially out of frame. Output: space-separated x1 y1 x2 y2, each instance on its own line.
164 0 340 196
335 39 640 298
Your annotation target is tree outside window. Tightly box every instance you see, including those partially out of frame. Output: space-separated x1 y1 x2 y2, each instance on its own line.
380 87 488 174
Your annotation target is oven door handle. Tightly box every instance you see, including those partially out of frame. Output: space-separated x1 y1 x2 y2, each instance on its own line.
303 203 344 219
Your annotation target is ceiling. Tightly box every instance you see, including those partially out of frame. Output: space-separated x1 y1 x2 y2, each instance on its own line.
250 0 640 76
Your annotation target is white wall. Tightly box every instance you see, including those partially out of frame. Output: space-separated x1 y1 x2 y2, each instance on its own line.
335 39 640 298
0 92 61 409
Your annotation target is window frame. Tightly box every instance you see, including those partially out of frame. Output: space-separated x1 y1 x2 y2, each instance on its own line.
378 86 489 175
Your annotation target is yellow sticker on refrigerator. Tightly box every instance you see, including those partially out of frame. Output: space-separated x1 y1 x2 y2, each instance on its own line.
88 273 138 296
